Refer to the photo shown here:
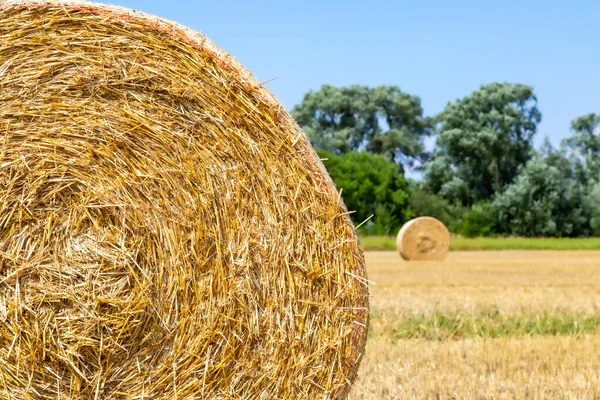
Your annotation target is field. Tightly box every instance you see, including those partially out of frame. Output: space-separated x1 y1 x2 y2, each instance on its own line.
349 251 600 399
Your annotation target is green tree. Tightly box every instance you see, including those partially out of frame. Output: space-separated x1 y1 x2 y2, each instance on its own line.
318 150 410 235
564 113 600 184
586 182 600 235
457 202 498 238
292 85 432 169
493 156 591 237
425 82 541 205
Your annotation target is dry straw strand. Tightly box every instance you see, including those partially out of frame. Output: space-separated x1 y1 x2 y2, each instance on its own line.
396 217 450 261
0 1 369 398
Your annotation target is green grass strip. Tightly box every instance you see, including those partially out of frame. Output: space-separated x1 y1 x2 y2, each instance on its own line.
359 236 600 251
380 310 600 341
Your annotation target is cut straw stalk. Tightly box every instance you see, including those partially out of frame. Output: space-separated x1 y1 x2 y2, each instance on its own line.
396 217 451 261
0 1 369 399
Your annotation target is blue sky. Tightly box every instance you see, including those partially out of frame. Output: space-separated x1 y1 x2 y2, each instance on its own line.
108 0 598 148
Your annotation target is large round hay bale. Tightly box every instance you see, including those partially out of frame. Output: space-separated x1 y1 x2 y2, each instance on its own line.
396 217 450 261
0 1 369 398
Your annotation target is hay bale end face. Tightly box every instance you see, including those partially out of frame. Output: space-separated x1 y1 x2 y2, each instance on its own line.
396 217 451 261
0 1 369 398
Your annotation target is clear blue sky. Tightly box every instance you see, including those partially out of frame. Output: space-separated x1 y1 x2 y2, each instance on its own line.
109 0 598 148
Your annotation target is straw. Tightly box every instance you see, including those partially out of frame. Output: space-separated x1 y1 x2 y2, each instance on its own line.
396 217 451 261
0 1 369 398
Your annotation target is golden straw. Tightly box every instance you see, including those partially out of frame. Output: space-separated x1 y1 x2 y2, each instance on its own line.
396 217 451 261
0 1 369 398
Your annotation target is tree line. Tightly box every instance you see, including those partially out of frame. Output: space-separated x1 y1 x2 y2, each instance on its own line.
292 83 600 237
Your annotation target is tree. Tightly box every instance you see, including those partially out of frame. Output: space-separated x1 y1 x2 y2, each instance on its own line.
425 82 542 205
292 85 432 170
318 150 410 235
586 182 600 236
367 86 432 167
564 113 600 184
457 202 498 238
292 85 371 154
493 156 591 237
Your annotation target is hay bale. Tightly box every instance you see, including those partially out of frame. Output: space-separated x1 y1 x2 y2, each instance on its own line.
396 217 450 261
0 1 369 398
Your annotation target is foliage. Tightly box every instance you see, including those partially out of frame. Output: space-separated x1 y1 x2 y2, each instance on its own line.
563 113 600 184
586 182 600 235
293 85 432 169
425 82 541 205
408 188 496 237
493 157 591 237
407 187 462 231
294 82 600 238
318 150 410 235
456 202 497 238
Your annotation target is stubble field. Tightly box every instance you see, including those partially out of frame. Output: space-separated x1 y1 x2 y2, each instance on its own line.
349 251 600 399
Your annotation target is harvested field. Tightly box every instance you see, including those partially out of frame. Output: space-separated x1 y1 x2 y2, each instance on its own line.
350 251 600 399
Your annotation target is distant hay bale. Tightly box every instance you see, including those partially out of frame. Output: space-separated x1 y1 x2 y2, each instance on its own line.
0 1 369 398
396 217 450 261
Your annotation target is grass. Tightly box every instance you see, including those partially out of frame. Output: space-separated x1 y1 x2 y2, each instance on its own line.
387 310 600 341
349 251 600 399
359 235 600 251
